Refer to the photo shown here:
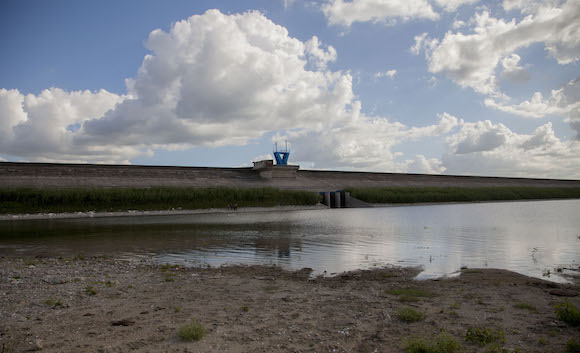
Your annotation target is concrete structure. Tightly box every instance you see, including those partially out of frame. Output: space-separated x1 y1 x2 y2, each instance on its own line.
1 162 580 191
252 160 299 179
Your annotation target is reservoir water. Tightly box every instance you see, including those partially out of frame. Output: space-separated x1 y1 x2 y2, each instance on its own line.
1 199 579 282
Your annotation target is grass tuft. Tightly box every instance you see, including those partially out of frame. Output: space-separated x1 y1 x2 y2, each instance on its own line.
178 320 206 341
44 298 63 308
513 302 538 313
404 332 462 353
396 307 425 322
85 286 97 296
554 300 580 326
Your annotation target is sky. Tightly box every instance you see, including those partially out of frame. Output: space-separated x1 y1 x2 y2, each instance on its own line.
0 0 579 179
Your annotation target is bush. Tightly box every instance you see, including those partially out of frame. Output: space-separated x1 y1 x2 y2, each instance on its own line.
178 320 206 341
465 327 505 346
396 307 425 322
555 300 580 326
567 338 580 353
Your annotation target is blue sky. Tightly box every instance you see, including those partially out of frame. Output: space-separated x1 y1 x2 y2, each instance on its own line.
1 0 579 178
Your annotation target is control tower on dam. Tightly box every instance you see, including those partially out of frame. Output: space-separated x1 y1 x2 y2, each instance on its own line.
1 161 579 191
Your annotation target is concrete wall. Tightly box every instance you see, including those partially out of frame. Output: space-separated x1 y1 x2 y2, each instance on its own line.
1 162 579 191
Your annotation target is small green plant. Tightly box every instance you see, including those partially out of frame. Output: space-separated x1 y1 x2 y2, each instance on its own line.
554 300 580 326
178 320 206 341
104 281 114 287
404 332 462 353
567 338 580 353
44 298 63 308
465 327 505 346
74 254 85 261
538 337 547 345
449 303 460 317
174 306 181 313
396 307 425 323
85 286 97 296
241 304 249 312
127 284 133 289
513 302 538 313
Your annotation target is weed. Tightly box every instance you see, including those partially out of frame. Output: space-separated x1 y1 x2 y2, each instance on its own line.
567 338 580 353
85 286 97 296
241 304 249 312
465 327 506 346
554 300 580 326
177 320 206 341
44 298 63 308
127 284 133 289
11 275 20 280
164 276 175 282
538 337 547 345
387 288 435 303
396 307 425 323
542 269 551 277
174 306 181 313
404 332 462 353
74 254 85 261
104 281 114 287
513 302 538 313
449 303 460 317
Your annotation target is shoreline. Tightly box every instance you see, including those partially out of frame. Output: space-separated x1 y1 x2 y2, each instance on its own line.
2 198 579 221
0 204 328 221
1 256 578 352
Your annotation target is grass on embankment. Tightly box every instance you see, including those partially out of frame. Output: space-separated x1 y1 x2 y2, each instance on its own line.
0 187 322 214
346 186 580 204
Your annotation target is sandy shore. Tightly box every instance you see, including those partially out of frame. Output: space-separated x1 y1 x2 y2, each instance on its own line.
1 257 578 352
0 204 328 221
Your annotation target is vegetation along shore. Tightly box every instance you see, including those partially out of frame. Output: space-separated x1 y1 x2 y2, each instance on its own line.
346 186 580 205
1 256 579 352
1 186 579 216
0 187 321 215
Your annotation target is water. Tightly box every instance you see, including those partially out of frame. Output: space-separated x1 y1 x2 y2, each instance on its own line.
1 200 579 282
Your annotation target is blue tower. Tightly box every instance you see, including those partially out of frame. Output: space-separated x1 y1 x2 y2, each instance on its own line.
273 141 290 165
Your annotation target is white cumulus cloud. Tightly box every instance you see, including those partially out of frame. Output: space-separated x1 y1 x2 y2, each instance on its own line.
485 77 580 138
412 0 580 95
443 119 580 178
322 0 439 27
374 69 397 78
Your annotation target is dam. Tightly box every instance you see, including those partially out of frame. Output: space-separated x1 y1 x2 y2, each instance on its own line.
1 161 579 192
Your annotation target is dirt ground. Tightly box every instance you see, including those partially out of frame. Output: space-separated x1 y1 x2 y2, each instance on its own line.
0 257 578 353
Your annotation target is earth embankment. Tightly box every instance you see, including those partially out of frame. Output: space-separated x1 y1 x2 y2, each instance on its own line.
2 162 579 191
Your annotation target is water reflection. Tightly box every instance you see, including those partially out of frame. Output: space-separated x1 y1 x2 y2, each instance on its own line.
0 199 579 282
